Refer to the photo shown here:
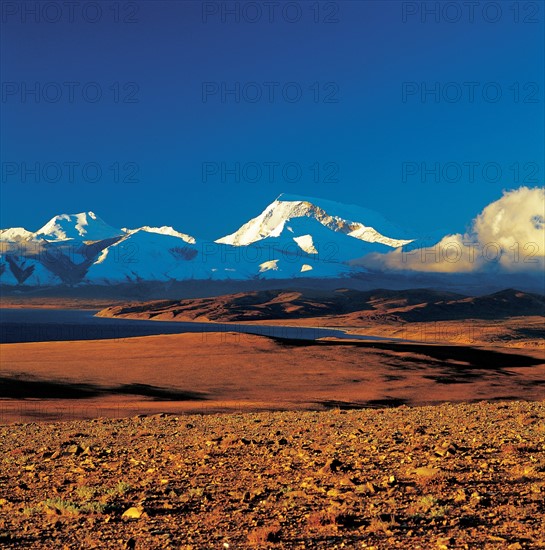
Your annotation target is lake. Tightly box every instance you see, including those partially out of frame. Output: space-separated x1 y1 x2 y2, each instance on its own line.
0 308 405 344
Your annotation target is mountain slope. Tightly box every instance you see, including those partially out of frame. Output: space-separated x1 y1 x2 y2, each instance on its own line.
216 194 413 249
0 228 34 242
85 229 200 284
33 212 124 242
97 288 545 323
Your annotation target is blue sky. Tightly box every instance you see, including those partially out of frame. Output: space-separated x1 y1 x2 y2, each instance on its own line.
1 0 543 240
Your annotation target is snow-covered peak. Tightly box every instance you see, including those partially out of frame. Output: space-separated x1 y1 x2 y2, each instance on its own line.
122 225 196 244
216 194 413 248
34 211 123 242
0 227 33 242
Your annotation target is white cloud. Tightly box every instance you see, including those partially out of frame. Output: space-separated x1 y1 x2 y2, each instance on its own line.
359 186 545 274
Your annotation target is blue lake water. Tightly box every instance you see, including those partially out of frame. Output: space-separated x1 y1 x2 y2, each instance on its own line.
0 308 407 344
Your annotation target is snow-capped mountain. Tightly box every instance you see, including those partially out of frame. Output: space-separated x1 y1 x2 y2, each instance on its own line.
217 194 413 249
33 212 124 242
0 254 62 286
86 229 200 284
121 226 196 244
0 228 34 242
0 195 414 286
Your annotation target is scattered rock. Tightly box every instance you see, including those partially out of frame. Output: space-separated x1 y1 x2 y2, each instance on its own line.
435 442 458 457
0 401 543 548
122 507 143 520
247 523 282 544
322 458 344 473
436 536 454 549
414 467 440 477
65 445 83 456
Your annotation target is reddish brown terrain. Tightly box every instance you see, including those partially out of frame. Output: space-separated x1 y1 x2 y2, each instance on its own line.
1 331 544 423
0 288 543 548
1 287 544 421
97 288 545 349
0 401 543 548
97 288 545 323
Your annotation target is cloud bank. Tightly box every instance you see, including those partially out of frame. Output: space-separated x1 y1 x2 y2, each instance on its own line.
358 186 545 274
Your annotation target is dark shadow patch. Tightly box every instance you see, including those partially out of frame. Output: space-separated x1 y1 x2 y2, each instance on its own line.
319 397 408 410
517 379 545 387
0 377 100 399
270 337 544 369
423 375 476 384
458 515 485 527
319 400 368 410
114 383 207 401
365 397 409 407
0 533 40 546
514 327 545 339
0 376 207 401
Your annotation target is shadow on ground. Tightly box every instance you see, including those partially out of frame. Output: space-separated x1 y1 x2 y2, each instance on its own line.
274 338 544 369
0 377 207 401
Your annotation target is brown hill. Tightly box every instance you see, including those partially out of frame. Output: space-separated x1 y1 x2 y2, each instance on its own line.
98 288 545 324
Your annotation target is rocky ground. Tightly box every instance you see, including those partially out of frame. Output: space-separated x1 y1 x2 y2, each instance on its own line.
0 400 543 549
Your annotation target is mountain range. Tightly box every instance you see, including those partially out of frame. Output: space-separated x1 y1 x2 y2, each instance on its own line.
1 191 543 295
0 194 414 286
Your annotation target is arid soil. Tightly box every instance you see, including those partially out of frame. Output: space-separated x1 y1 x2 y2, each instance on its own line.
1 333 544 423
0 400 543 549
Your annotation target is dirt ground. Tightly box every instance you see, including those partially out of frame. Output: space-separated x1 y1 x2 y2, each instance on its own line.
0 400 543 548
